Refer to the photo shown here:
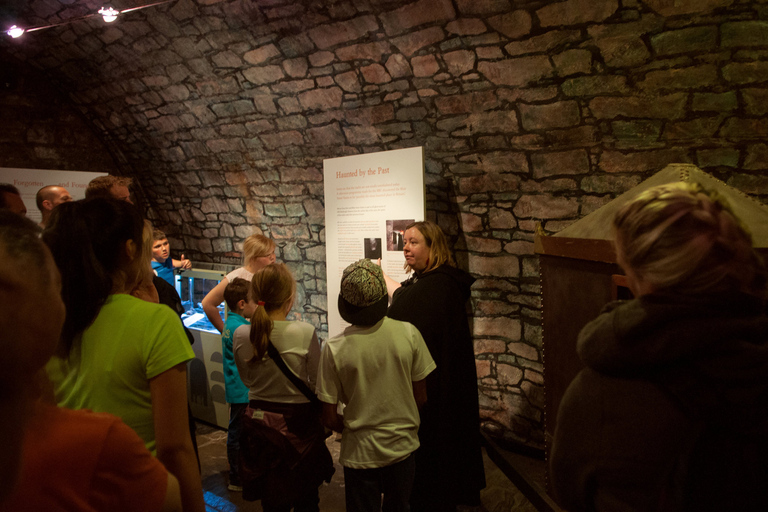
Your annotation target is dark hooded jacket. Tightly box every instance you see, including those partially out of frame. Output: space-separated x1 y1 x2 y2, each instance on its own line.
387 264 485 509
550 291 768 512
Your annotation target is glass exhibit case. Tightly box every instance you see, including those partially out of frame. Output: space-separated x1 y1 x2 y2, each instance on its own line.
176 263 237 429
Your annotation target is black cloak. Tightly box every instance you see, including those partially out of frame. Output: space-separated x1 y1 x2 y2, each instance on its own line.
387 264 485 511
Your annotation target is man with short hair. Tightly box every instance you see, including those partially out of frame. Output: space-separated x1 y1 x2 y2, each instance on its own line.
0 183 26 216
85 176 133 204
36 185 73 228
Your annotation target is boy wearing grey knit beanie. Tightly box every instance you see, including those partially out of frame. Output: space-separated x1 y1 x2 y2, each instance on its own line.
316 259 436 512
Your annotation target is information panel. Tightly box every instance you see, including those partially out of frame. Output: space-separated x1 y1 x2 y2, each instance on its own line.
0 168 107 223
323 146 425 338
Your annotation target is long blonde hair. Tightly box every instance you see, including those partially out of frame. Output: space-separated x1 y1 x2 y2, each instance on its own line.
613 182 767 299
248 263 295 362
403 220 455 274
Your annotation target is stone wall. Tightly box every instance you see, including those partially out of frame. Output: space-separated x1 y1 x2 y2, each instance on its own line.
0 56 118 174
2 0 768 448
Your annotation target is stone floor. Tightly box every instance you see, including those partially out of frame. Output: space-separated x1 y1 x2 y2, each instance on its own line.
196 423 539 512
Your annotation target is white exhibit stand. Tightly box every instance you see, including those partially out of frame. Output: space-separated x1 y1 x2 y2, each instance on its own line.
0 168 107 222
323 146 426 338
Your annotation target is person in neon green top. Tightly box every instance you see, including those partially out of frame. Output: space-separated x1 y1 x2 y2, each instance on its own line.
43 198 204 512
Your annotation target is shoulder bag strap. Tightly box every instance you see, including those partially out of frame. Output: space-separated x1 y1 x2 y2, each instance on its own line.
266 341 319 405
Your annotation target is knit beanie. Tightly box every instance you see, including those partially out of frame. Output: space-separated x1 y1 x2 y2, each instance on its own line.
337 258 388 326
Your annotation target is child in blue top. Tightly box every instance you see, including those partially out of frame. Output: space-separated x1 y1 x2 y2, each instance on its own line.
222 277 256 491
151 229 191 287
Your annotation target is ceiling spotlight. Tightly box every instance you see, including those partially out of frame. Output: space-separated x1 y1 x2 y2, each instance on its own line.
7 25 24 38
98 7 120 22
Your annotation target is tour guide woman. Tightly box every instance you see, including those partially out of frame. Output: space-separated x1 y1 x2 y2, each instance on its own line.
385 220 486 512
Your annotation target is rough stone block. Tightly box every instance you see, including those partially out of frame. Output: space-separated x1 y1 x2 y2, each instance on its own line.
335 41 390 62
345 104 395 125
488 207 517 229
398 106 430 121
612 119 662 147
476 359 492 378
259 130 304 149
464 236 502 252
264 203 287 216
599 148 691 173
309 51 335 67
307 15 378 50
211 50 242 68
468 254 520 277
692 91 737 112
589 93 687 119
242 65 285 85
719 118 768 140
385 54 413 78
722 61 768 84
537 0 619 27
283 57 308 78
581 174 642 193
637 64 718 90
519 101 581 131
360 63 392 84
391 26 445 57
460 212 484 231
243 43 281 65
411 55 441 77
745 143 768 170
513 195 579 219
595 35 652 69
553 49 592 77
201 195 229 213
504 240 535 255
380 0 456 36
455 0 512 15
459 173 520 194
444 49 476 76
721 21 768 48
446 18 487 36
477 46 504 59
298 87 344 111
642 0 732 16
743 88 768 116
531 149 590 178
561 75 628 96
434 90 497 114
487 10 532 39
497 363 524 386
475 338 508 354
343 125 381 145
650 26 717 56
306 124 345 146
696 148 740 168
727 172 768 193
663 116 722 140
504 29 581 57
479 55 553 86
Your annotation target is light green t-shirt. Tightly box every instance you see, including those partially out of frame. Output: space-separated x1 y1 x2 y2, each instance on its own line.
317 317 436 469
46 294 194 454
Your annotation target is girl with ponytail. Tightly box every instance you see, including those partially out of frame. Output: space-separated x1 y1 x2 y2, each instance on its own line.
233 263 333 511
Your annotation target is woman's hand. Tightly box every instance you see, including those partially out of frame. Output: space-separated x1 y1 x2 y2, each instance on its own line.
376 258 401 299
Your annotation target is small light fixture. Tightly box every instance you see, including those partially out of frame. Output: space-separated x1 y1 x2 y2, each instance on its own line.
7 25 24 38
98 7 120 23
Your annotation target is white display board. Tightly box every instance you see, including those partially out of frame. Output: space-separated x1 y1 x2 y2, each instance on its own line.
323 146 425 338
0 168 108 222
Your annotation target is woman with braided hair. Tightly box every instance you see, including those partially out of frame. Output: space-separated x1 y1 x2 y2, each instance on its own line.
550 182 768 511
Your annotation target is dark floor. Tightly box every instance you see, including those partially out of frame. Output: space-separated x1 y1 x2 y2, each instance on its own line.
196 422 541 512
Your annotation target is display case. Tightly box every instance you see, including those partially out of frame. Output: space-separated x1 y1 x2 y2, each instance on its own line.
176 263 237 429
